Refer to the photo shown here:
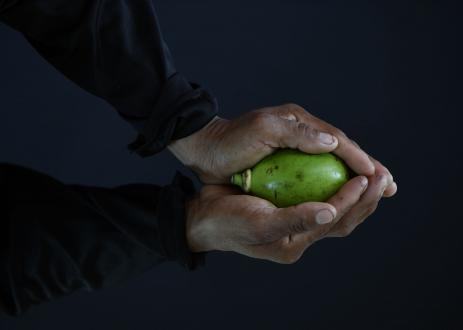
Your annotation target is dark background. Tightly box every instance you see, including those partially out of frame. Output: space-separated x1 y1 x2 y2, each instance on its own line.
0 0 461 329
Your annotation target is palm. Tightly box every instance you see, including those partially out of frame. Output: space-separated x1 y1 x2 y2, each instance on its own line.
197 185 326 262
198 185 287 250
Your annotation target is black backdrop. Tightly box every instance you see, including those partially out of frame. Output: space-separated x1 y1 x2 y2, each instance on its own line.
0 1 461 329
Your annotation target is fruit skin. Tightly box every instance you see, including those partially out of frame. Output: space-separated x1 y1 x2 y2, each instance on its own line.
231 149 352 207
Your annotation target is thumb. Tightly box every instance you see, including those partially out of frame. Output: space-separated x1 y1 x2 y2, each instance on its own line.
274 115 338 153
270 202 338 235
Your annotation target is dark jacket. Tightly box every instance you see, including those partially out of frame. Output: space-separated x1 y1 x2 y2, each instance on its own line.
0 0 217 316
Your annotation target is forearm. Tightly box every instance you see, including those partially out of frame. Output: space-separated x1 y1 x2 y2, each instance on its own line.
0 163 199 316
0 0 218 156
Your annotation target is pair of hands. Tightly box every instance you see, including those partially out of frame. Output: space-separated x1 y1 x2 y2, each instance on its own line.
168 104 397 263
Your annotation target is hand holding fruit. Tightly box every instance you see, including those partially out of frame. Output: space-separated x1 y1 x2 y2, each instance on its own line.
168 103 396 197
169 103 397 261
185 175 370 263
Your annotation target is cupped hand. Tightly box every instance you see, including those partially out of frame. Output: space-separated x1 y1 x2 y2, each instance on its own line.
186 175 371 263
168 104 381 185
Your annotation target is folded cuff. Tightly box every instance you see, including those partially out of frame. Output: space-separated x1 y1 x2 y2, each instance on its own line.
128 73 218 157
156 171 205 270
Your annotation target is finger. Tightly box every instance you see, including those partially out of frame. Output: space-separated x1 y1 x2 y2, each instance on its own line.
327 173 388 238
286 175 369 249
350 139 396 197
228 203 332 264
350 139 394 185
368 155 397 198
305 175 370 236
243 176 367 264
269 202 338 236
271 115 339 154
293 109 375 176
326 175 369 222
383 181 397 197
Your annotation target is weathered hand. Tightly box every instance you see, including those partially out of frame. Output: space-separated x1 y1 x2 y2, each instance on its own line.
168 103 377 184
172 103 397 244
186 175 370 263
325 152 397 237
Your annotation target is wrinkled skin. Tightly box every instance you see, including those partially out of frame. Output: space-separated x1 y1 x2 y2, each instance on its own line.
187 175 378 263
169 103 397 262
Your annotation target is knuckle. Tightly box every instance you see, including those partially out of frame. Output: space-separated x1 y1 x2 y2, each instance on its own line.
250 112 273 131
250 219 270 241
283 103 304 112
253 231 274 244
287 206 310 233
283 103 315 118
334 128 348 138
278 251 300 264
296 122 318 139
250 217 280 243
288 219 308 234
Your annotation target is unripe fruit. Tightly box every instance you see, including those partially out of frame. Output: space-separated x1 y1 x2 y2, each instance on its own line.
231 149 352 207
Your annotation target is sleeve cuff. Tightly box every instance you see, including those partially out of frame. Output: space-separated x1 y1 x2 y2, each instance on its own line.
128 73 218 157
155 171 205 270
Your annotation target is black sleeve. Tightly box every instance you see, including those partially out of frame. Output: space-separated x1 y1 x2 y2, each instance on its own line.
0 163 203 316
0 0 218 156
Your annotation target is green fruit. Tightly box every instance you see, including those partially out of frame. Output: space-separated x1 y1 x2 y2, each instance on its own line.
231 149 352 207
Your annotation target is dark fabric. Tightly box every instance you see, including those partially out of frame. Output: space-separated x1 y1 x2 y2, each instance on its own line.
0 0 218 155
0 163 202 316
0 0 213 316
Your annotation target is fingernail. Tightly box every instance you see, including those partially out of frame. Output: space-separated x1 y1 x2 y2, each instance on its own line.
360 176 368 188
319 132 335 145
368 162 376 175
316 209 334 225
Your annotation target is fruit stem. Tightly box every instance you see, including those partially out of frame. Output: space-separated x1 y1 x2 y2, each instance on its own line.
230 169 251 192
